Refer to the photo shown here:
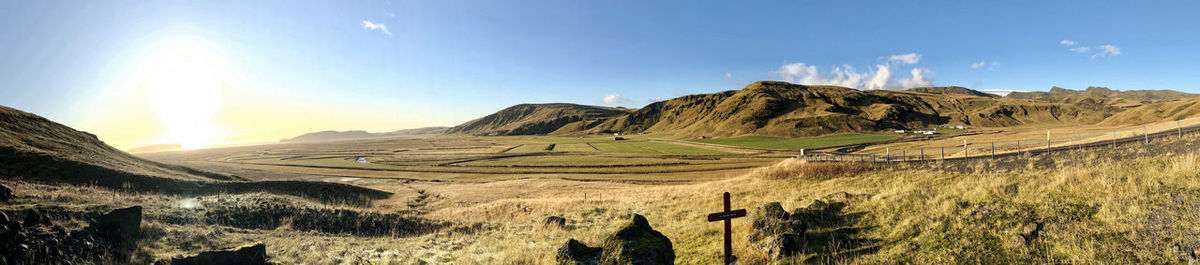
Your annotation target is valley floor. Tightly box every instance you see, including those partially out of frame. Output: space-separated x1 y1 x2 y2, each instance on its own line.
4 134 1200 264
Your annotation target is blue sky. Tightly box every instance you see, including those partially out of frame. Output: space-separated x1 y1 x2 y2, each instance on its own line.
1 1 1199 147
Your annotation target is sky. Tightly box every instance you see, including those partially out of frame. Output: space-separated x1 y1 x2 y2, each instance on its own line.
1 0 1199 149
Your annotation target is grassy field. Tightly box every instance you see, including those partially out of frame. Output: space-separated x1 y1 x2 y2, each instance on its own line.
691 133 898 150
28 131 1194 264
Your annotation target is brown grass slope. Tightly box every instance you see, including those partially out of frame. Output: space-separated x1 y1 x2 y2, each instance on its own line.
0 105 389 204
1099 97 1200 125
583 81 1111 137
446 103 630 136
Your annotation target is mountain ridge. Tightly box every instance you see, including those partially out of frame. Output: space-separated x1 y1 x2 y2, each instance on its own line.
447 81 1200 138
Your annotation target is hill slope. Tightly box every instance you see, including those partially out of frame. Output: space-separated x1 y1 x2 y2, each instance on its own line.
446 103 630 136
581 81 1110 137
0 105 389 203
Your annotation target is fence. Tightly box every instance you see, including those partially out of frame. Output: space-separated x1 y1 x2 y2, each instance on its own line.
800 116 1200 163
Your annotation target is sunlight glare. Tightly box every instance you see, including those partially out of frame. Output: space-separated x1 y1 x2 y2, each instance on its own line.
144 37 225 149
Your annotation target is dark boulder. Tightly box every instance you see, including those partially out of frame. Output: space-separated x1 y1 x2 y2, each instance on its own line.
169 242 267 265
556 238 600 265
597 214 674 265
555 214 674 265
0 183 13 202
86 206 142 252
747 202 807 259
545 216 568 229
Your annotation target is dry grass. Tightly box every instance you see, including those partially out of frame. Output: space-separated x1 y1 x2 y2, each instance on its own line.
6 136 1200 264
752 159 876 180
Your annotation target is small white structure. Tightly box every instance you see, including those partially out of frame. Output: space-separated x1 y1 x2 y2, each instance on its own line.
894 130 907 133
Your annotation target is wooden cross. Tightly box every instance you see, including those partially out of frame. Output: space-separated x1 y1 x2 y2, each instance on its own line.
706 192 747 265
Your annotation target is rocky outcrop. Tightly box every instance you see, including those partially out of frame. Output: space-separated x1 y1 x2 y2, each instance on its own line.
0 205 143 264
747 202 807 259
167 242 267 265
556 214 674 265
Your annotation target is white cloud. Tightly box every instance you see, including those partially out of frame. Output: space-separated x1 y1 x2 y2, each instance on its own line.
1069 46 1091 53
771 61 931 90
887 53 921 64
603 94 633 105
1092 45 1121 58
1059 40 1076 46
361 20 392 36
724 72 732 79
970 61 987 69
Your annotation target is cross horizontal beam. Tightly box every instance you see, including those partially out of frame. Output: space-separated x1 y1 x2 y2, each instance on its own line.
707 209 746 222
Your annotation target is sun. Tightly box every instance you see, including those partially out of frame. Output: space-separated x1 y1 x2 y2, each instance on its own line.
143 36 226 149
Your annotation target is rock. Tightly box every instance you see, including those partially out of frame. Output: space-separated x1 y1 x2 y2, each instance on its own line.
545 216 568 229
1015 222 1043 246
169 242 267 265
597 214 674 265
556 238 600 265
22 209 50 227
0 183 13 202
557 214 674 265
89 206 142 252
747 202 807 259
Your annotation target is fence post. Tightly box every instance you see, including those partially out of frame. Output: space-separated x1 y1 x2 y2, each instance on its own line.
1111 131 1116 148
886 148 891 165
941 147 945 160
1017 140 1021 156
1144 125 1149 144
991 142 995 159
963 140 968 158
1179 120 1183 138
920 148 924 161
1046 130 1051 154
902 150 906 161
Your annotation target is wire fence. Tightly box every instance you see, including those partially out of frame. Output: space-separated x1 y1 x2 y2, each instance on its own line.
800 116 1200 163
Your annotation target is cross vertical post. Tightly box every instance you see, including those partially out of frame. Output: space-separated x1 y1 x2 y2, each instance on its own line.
707 192 746 265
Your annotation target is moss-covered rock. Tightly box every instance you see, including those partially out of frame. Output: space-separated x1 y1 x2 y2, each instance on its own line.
597 214 674 265
556 238 600 265
556 214 674 265
748 202 807 259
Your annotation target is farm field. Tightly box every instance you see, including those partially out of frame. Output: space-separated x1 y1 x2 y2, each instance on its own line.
140 135 789 182
690 133 899 150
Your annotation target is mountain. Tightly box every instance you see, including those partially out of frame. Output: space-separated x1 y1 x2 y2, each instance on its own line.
451 81 1200 138
127 143 182 153
281 126 449 142
907 86 997 97
579 81 1110 137
1008 86 1198 100
445 103 630 136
